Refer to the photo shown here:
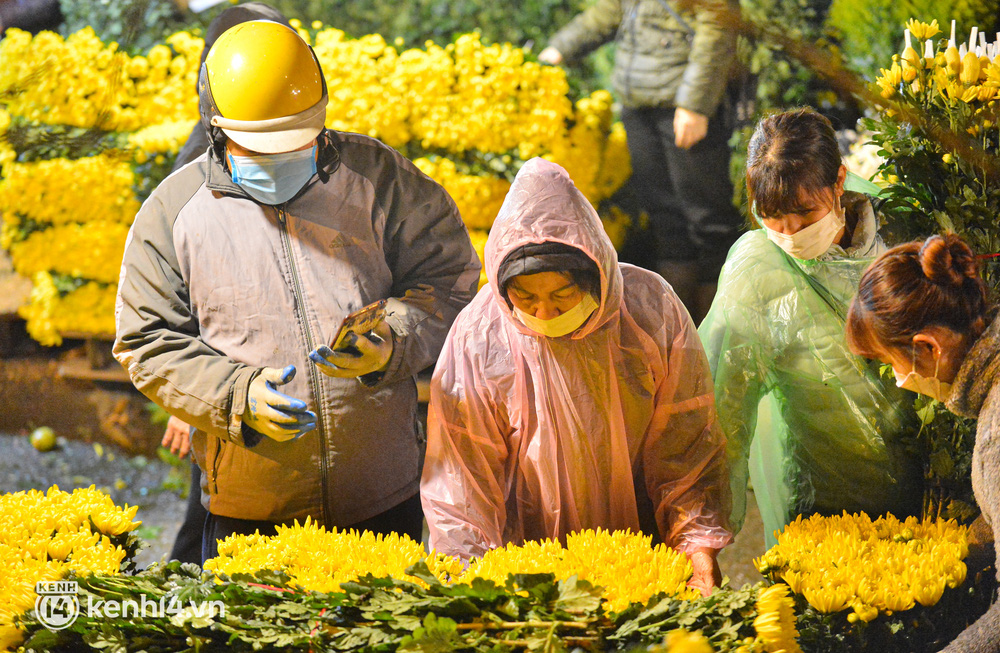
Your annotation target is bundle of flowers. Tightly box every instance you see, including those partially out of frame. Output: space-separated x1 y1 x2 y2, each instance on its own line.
205 522 697 613
203 517 463 593
757 512 967 621
0 486 141 651
756 511 989 651
461 529 700 612
8 485 988 652
868 18 1000 263
0 23 631 345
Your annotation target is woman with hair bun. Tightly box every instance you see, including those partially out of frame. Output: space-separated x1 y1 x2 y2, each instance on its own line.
847 233 998 652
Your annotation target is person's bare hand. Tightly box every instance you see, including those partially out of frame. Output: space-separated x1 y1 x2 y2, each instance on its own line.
686 547 723 597
674 107 709 149
161 415 192 458
538 47 564 66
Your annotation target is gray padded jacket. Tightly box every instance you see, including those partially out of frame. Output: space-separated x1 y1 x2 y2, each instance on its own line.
547 0 738 115
114 130 481 526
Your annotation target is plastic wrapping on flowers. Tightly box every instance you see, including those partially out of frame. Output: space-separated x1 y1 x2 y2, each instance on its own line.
0 22 632 345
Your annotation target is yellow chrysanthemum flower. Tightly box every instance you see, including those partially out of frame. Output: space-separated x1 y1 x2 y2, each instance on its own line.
759 513 967 621
461 529 698 612
753 584 802 653
661 628 715 653
0 486 141 644
905 19 941 41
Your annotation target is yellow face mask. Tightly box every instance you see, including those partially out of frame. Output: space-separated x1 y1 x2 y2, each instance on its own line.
513 293 599 338
893 351 953 404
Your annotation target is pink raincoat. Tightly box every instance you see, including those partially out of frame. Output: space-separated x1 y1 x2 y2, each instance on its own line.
421 158 732 560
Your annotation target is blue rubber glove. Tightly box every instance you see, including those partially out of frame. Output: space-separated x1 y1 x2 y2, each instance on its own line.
243 365 316 442
309 321 393 378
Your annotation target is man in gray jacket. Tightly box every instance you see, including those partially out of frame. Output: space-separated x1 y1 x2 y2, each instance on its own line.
114 19 481 559
539 0 742 322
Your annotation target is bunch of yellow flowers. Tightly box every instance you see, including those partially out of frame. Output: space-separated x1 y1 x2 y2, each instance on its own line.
17 273 117 345
462 528 699 612
203 517 449 594
755 512 968 623
876 18 1000 105
205 522 699 613
0 28 201 132
0 486 140 650
0 151 137 344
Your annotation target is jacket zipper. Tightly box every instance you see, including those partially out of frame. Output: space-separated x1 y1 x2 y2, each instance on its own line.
277 207 331 525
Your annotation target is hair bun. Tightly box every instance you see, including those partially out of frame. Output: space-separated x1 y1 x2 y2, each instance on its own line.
918 234 978 286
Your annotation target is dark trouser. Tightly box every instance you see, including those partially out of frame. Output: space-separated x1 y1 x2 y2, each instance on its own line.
201 492 424 562
620 104 742 284
168 463 208 564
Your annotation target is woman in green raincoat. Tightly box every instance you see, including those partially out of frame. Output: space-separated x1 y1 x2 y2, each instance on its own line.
698 108 923 546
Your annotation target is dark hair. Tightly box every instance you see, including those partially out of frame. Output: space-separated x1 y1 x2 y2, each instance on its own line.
746 107 842 220
846 233 990 358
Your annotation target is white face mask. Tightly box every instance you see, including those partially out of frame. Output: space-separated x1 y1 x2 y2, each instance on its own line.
763 205 846 260
514 293 599 338
893 355 953 403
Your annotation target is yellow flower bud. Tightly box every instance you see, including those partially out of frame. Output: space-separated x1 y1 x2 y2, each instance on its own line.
961 51 981 84
945 45 961 74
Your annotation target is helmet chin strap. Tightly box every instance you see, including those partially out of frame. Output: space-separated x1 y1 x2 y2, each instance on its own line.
197 63 229 162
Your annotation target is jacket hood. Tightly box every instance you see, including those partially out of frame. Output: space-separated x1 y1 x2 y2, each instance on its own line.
484 158 622 339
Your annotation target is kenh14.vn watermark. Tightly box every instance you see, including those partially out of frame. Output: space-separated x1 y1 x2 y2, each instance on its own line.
35 580 225 631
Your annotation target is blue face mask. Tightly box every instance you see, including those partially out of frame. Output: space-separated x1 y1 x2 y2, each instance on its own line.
228 146 318 205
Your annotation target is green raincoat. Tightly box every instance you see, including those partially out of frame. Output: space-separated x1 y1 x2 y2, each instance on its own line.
699 180 923 547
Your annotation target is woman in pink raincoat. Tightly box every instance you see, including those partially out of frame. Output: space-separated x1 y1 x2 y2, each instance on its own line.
420 158 732 594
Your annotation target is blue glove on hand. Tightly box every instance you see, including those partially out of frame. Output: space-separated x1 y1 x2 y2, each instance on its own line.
309 321 394 378
243 365 316 442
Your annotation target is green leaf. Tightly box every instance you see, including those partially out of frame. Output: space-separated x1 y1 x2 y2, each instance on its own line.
263 600 314 619
915 399 937 426
554 576 602 614
929 449 955 478
82 624 127 653
433 577 507 603
397 612 461 653
405 560 444 587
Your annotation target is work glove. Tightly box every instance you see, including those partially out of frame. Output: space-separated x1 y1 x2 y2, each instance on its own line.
243 365 316 442
309 321 394 379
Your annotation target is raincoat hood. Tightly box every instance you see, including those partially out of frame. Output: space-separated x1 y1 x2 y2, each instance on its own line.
484 158 622 339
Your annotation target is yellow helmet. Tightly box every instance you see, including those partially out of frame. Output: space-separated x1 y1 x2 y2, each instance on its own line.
200 20 328 153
